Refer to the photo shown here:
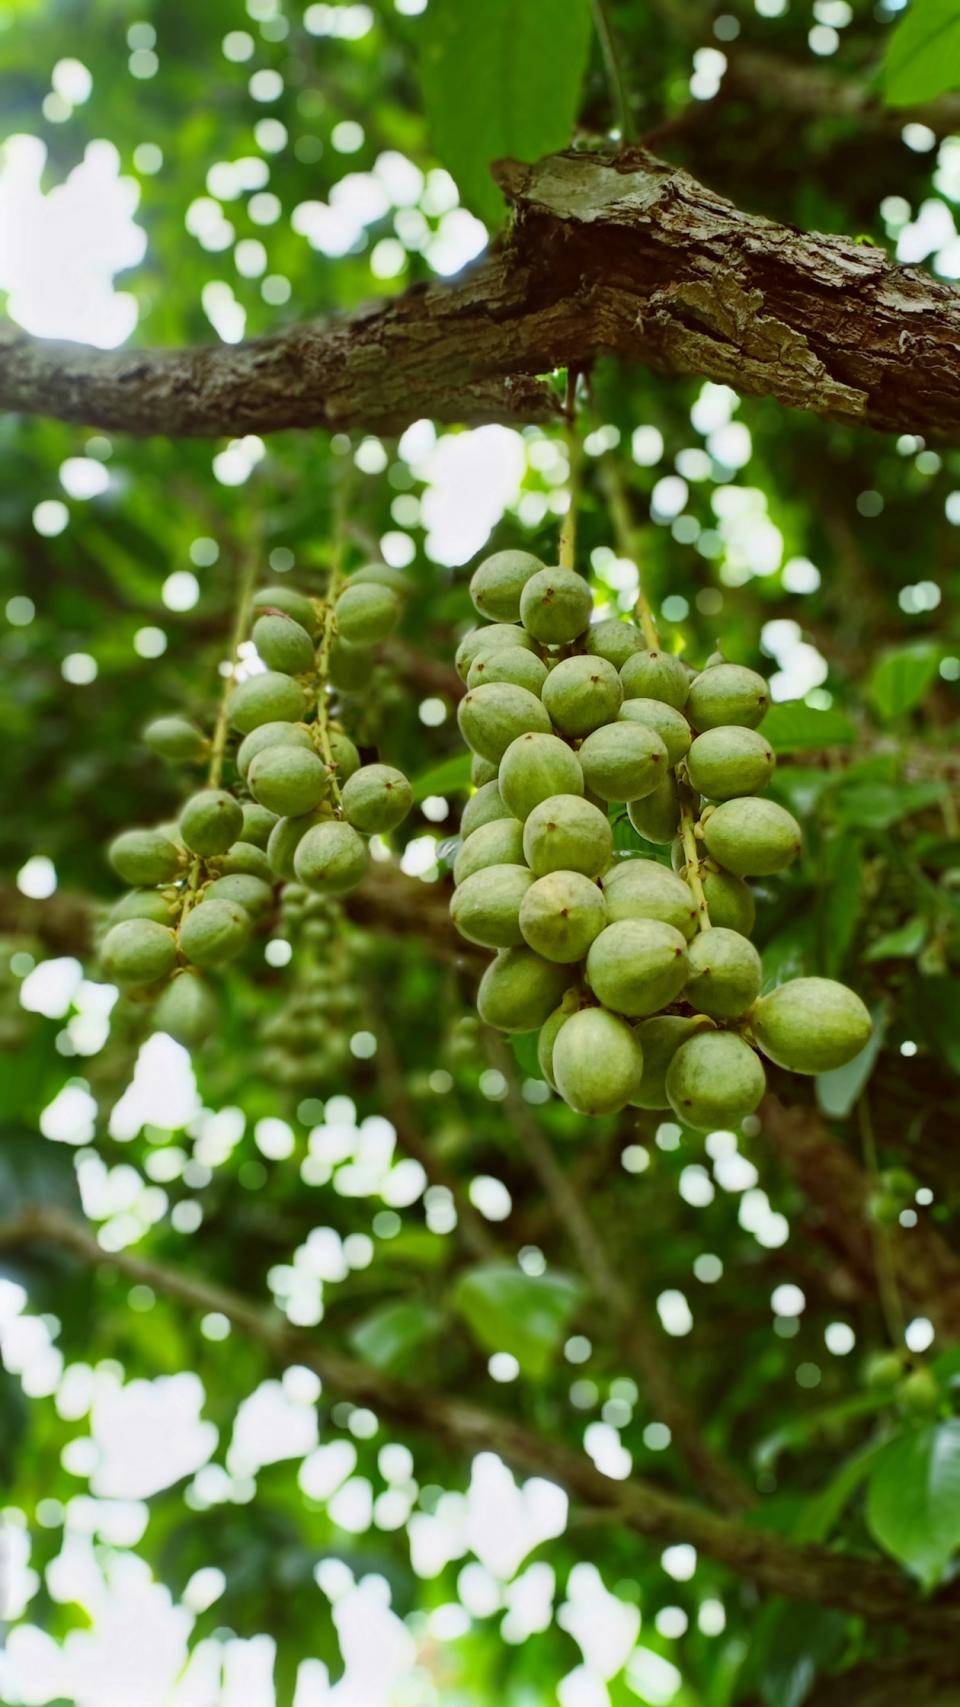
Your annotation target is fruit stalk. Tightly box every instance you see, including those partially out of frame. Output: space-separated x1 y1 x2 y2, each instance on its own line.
557 367 583 574
313 463 352 806
678 784 711 934
598 446 660 650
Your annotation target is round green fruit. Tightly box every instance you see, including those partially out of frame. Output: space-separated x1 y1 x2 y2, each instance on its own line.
626 773 680 844
450 864 534 948
467 648 549 694
476 947 570 1033
541 655 622 737
252 611 315 676
108 828 182 887
457 682 551 763
206 873 274 918
687 663 769 731
328 638 373 692
584 619 644 671
180 897 251 967
341 764 412 834
586 919 688 1018
453 817 525 884
236 720 313 781
294 821 370 893
620 649 689 709
601 861 697 940
346 562 410 598
471 753 499 787
686 726 775 800
519 567 592 643
630 1015 711 1110
498 732 584 821
326 729 361 782
666 1031 766 1130
102 918 177 988
701 867 755 934
248 746 329 817
455 624 533 682
750 976 871 1074
553 1006 644 1116
537 1002 577 1090
216 841 273 882
685 927 762 1019
143 715 207 763
523 794 612 879
619 697 691 767
266 811 324 879
240 802 278 848
251 585 318 636
701 797 801 876
334 581 400 644
899 1367 941 1418
461 781 512 840
519 869 606 963
152 972 218 1047
578 721 667 803
227 671 306 734
179 789 244 856
469 549 543 621
109 889 177 926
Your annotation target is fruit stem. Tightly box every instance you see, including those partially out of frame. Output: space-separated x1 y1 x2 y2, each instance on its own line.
678 785 711 934
558 367 583 573
859 1092 906 1349
598 448 660 649
590 0 634 143
313 458 352 808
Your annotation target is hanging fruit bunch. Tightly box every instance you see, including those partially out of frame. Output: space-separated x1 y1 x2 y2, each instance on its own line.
258 888 362 1093
450 547 872 1127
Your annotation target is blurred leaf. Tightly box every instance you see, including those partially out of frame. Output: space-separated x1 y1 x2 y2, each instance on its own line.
919 978 960 1072
756 1601 848 1707
867 643 941 722
349 1300 442 1373
762 702 854 752
864 917 927 962
816 1007 887 1118
885 0 960 104
510 1031 542 1077
409 752 472 801
832 779 945 830
866 1420 960 1587
820 834 863 977
452 1263 582 1376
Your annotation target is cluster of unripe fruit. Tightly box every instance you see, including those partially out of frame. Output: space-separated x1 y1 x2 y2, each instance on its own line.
98 567 413 1045
259 889 360 1091
451 550 872 1128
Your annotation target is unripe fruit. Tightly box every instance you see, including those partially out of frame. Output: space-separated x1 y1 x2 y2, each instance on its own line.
346 562 410 598
329 638 373 692
523 794 613 879
341 764 412 834
499 733 584 821
467 648 549 694
215 843 272 883
266 811 324 879
750 976 872 1074
251 585 318 636
687 663 769 731
553 1006 644 1116
537 1002 576 1089
334 581 400 644
248 746 329 817
471 754 498 787
102 918 177 987
631 1014 710 1109
701 867 756 935
152 972 218 1047
601 861 697 940
469 549 543 621
453 817 525 884
627 773 680 844
476 946 570 1033
294 820 370 893
620 649 689 710
619 697 691 767
179 789 244 856
666 1031 766 1130
462 781 512 840
109 828 182 887
252 612 315 676
542 655 622 737
206 873 274 918
227 671 306 734
586 919 689 1017
702 797 802 876
519 870 606 962
585 619 644 671
899 1366 941 1418
450 864 534 948
109 888 177 926
864 1350 905 1391
457 682 551 763
237 720 313 781
180 897 251 966
686 726 775 800
143 715 207 763
241 802 278 849
578 721 667 803
519 567 592 643
455 624 533 682
685 927 762 1019
327 729 361 781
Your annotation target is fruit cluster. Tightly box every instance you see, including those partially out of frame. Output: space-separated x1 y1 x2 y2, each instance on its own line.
451 550 872 1128
258 889 361 1092
99 567 413 1043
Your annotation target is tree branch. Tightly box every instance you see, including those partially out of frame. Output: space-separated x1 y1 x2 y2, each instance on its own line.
7 148 960 439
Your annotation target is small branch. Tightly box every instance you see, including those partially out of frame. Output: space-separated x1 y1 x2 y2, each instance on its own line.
591 0 635 141
597 447 660 648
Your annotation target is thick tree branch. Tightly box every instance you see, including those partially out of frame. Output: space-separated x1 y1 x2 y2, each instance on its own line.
7 149 960 439
2 1202 958 1631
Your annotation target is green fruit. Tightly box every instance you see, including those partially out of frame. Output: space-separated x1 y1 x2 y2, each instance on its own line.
450 864 535 948
469 549 543 621
584 619 644 671
206 873 274 917
227 671 306 733
620 649 689 709
578 722 668 803
701 867 755 934
216 841 273 881
519 870 607 963
899 1367 941 1418
471 753 499 787
541 655 622 737
152 972 218 1047
328 638 373 691
476 947 570 1033
180 897 251 967
552 1006 644 1116
498 732 584 821
455 624 533 682
461 781 512 840
519 567 592 643
240 802 278 848
631 1015 710 1109
537 1003 576 1090
341 764 412 833
686 726 775 800
109 889 178 926
453 817 525 884
750 977 872 1074
236 720 313 781
466 648 548 694
687 664 769 731
864 1350 904 1391
346 562 410 598
108 828 182 887
251 585 318 636
666 1031 766 1130
701 797 801 876
457 682 551 763
523 794 612 879
143 715 207 763
248 746 330 816
294 821 370 893
326 729 361 781
334 581 401 644
619 698 691 767
252 612 315 676
627 773 680 844
179 789 244 856
685 927 762 1019
586 919 689 1017
601 861 697 940
266 811 324 879
102 918 177 987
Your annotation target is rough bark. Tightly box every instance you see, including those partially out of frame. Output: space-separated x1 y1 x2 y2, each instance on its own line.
6 148 960 440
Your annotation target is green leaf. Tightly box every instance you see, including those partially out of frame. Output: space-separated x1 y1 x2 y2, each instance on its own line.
409 751 472 802
864 916 928 962
885 0 960 105
452 1263 583 1377
757 1602 848 1707
761 702 855 753
510 1030 542 1078
831 778 945 830
867 642 941 721
348 1301 442 1373
819 834 863 977
418 0 593 226
815 1006 887 1119
866 1420 960 1587
919 978 960 1073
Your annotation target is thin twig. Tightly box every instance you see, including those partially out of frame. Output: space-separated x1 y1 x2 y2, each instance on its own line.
590 0 634 141
597 450 660 648
557 367 583 573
